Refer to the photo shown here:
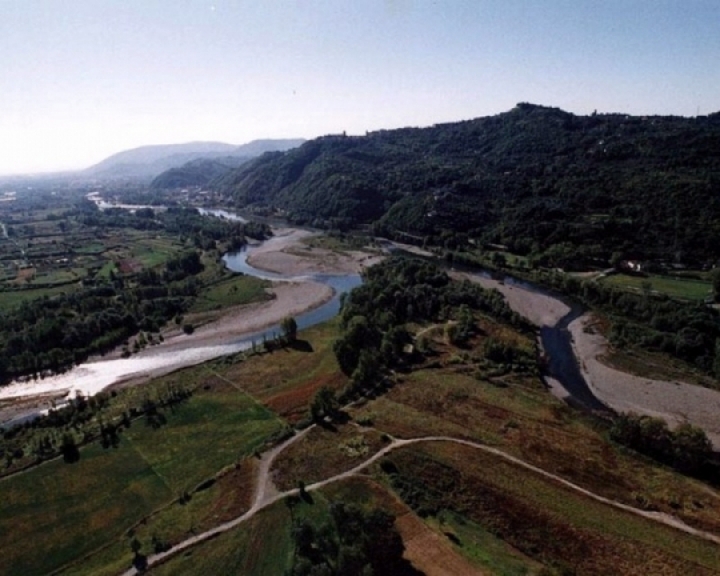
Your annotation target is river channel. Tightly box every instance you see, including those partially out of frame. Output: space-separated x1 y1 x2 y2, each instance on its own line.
0 220 606 427
0 234 361 427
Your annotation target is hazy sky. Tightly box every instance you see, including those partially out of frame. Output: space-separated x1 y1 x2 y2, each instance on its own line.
2 1 719 175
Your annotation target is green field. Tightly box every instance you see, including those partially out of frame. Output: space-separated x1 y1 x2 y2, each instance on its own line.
190 274 270 313
152 500 295 576
427 510 543 575
130 237 186 268
0 284 77 311
1 443 172 576
0 374 284 576
73 242 106 255
602 272 713 301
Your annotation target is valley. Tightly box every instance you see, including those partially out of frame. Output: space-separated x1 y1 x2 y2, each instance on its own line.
2 106 720 575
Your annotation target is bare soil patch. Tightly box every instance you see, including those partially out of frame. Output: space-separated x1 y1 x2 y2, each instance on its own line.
395 511 486 576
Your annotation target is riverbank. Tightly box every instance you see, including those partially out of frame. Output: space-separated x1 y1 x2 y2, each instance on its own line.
457 272 570 327
246 227 383 276
460 270 720 449
0 227 376 424
570 314 720 448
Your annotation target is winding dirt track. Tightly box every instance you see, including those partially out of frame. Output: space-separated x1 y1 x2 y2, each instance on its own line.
119 432 720 576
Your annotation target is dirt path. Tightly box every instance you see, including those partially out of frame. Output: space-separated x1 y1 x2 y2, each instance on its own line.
119 433 720 576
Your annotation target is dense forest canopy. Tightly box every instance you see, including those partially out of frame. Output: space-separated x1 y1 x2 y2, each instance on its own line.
215 104 720 267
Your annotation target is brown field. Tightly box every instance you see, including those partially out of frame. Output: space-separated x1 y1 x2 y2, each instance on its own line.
266 312 720 573
13 266 34 283
395 511 486 576
323 477 494 576
271 424 387 490
381 443 720 575
218 318 348 423
348 329 720 536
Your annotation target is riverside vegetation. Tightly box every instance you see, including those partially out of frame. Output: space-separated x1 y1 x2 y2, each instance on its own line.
0 189 270 383
2 103 720 574
2 256 719 576
210 102 720 387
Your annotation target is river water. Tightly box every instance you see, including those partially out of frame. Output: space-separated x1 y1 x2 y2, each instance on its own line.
0 222 606 427
0 236 360 427
392 249 610 413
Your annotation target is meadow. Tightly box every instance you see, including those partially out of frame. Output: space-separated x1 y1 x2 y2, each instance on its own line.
602 272 713 301
0 368 284 576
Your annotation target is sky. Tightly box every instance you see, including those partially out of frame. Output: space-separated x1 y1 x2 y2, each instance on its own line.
1 0 719 175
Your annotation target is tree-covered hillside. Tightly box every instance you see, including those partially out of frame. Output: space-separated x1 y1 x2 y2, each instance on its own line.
150 156 250 190
215 104 720 266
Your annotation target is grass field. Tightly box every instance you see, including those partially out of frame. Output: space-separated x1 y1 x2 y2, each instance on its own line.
272 424 387 490
0 372 284 576
1 443 172 576
74 242 106 255
122 377 283 494
59 459 259 576
190 274 271 313
0 284 76 310
266 315 720 573
5 298 720 575
602 272 713 301
352 351 720 534
152 503 294 576
427 510 544 575
130 236 186 268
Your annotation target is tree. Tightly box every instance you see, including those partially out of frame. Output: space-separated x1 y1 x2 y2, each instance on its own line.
333 316 380 376
310 386 339 422
672 423 712 474
60 433 80 463
713 269 720 302
351 349 381 390
281 316 298 342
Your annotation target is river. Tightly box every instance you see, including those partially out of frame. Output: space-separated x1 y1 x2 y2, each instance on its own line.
0 221 607 428
0 234 360 427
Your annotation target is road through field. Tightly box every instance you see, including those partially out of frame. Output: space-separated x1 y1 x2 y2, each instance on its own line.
118 431 720 575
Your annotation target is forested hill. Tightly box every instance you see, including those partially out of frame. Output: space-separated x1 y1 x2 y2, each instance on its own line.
150 156 250 190
214 103 720 266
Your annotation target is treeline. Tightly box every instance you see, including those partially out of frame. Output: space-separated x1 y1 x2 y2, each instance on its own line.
73 202 271 251
535 270 720 377
0 251 206 382
161 206 270 248
331 257 529 401
1 384 192 471
216 103 720 267
610 413 715 479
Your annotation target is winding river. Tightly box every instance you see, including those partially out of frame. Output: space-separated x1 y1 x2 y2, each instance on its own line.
0 221 606 428
0 235 361 427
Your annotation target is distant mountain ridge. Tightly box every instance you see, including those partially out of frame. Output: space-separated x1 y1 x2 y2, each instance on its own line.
84 139 305 180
